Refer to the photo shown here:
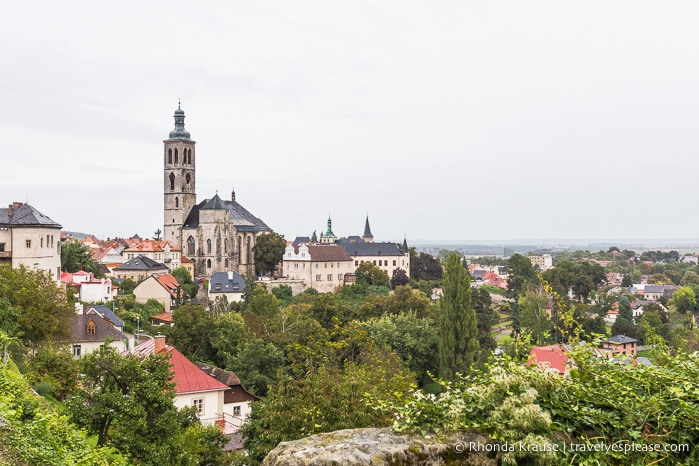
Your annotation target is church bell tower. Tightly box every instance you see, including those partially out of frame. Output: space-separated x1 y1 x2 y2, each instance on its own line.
163 104 197 248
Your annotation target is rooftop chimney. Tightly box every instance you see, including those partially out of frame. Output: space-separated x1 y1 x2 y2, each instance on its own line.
228 271 233 281
154 334 166 353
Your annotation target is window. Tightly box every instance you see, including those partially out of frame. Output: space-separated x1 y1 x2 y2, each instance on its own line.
72 345 81 358
169 172 175 190
393 260 397 266
174 148 179 163
192 398 204 415
207 239 212 254
294 263 298 269
327 274 332 281
186 173 191 184
187 236 195 256
0 243 5 252
168 148 173 164
207 259 211 268
232 406 241 416
41 238 44 248
316 274 321 281
175 197 179 207
338 274 343 280
26 239 31 248
86 320 96 335
355 260 358 266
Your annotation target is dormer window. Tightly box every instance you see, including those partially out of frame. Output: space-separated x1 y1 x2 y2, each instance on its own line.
87 320 96 335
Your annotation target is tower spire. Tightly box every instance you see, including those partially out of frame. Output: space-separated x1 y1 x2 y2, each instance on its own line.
362 215 374 243
169 102 191 139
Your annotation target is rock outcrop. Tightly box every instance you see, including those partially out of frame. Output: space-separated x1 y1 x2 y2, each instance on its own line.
261 427 498 466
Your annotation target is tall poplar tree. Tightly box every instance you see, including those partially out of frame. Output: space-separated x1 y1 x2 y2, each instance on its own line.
438 253 479 380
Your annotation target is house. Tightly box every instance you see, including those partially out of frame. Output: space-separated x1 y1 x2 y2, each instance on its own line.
150 312 174 326
600 335 638 357
61 270 114 303
131 336 229 427
527 254 553 271
69 308 129 358
282 243 354 293
133 273 180 312
111 255 169 282
208 271 246 303
194 362 259 431
526 345 570 376
642 285 676 301
337 236 410 281
83 305 124 332
123 239 182 271
0 202 62 281
631 300 668 319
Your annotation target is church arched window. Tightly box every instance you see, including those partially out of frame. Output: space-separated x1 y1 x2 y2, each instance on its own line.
246 236 252 264
224 238 228 254
174 148 178 163
224 258 229 268
188 149 192 164
186 173 191 184
175 197 179 208
169 172 175 191
168 148 172 164
207 239 212 254
207 259 211 268
187 236 195 256
237 236 242 263
216 237 221 254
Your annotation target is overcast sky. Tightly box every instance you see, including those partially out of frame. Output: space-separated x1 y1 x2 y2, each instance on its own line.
2 1 699 242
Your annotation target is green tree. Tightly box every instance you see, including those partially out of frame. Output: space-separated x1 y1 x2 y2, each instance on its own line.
437 253 479 379
670 286 697 314
0 265 73 345
355 262 390 288
241 347 415 464
472 287 498 356
253 232 286 276
611 296 637 337
506 254 538 297
171 266 199 300
61 240 100 275
66 345 209 464
165 304 215 360
225 338 286 396
25 342 79 400
411 251 443 281
518 286 552 345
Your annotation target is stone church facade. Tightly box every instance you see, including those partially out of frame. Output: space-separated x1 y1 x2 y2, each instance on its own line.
163 105 271 279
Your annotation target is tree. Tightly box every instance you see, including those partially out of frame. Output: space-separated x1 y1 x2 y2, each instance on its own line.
66 345 190 463
518 286 552 345
355 262 390 288
171 266 198 300
0 265 73 345
411 251 443 281
506 254 538 297
472 287 498 355
670 286 697 314
61 240 100 275
241 348 415 464
225 338 286 396
390 268 410 289
165 304 215 360
25 342 79 400
611 296 637 338
437 253 479 379
254 232 286 276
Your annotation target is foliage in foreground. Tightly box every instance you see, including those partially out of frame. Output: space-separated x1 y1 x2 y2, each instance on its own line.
0 360 126 465
378 346 699 465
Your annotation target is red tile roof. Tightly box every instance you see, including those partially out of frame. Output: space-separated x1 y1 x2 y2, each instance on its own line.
154 274 180 299
151 312 174 324
131 339 228 394
526 345 569 375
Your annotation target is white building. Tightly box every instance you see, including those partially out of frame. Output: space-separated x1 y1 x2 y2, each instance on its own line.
0 202 62 280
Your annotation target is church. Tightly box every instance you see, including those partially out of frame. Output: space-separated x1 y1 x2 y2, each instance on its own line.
163 105 271 279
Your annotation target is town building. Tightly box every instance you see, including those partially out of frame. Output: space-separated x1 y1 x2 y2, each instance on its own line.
0 202 62 280
162 105 272 279
282 243 354 293
111 255 169 282
69 307 129 358
527 254 553 271
208 271 247 304
123 239 182 270
133 273 180 312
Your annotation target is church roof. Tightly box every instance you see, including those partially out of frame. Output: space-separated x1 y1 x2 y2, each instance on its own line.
363 216 373 238
336 240 404 257
168 104 191 140
0 202 62 228
183 195 271 233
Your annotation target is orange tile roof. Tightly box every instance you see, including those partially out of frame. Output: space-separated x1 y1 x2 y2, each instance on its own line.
154 274 180 299
131 339 228 394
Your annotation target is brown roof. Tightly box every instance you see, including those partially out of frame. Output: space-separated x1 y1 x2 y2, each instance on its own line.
70 314 128 343
194 362 260 402
307 244 352 262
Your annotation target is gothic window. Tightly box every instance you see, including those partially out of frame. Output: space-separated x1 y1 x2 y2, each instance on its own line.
224 259 229 268
207 239 212 254
174 148 178 163
237 237 242 262
224 239 228 253
169 172 175 191
188 149 192 164
186 173 191 185
187 236 195 256
168 148 172 164
207 259 211 268
246 237 252 264
175 197 179 208
216 237 221 253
